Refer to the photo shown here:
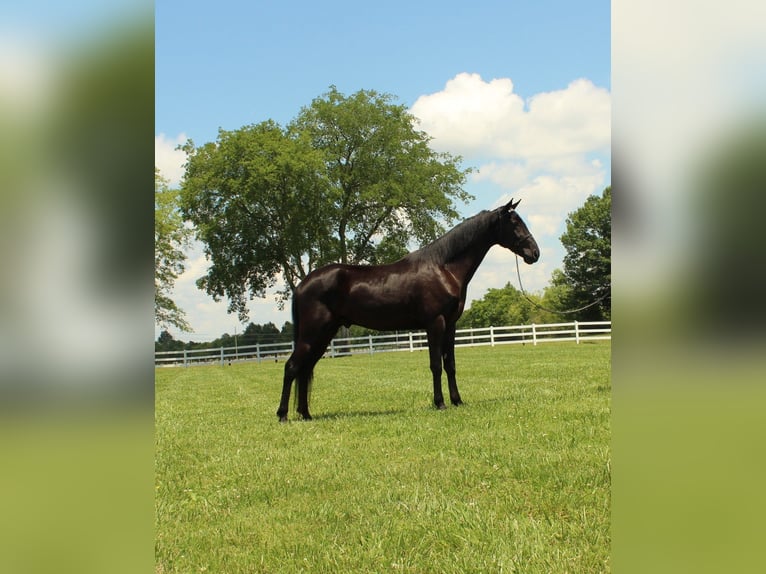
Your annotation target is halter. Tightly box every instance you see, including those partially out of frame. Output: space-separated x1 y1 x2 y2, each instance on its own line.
511 232 534 251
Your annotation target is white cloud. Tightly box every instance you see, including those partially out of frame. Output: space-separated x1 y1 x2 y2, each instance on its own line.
410 75 609 220
522 78 610 157
155 133 187 187
410 74 523 157
410 73 610 160
474 161 530 189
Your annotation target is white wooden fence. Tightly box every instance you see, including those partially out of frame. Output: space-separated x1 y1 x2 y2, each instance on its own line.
155 321 610 367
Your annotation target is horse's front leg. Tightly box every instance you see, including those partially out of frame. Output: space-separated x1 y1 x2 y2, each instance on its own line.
426 317 447 409
443 323 463 406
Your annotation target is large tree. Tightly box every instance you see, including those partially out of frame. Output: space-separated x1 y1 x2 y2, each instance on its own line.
180 121 332 320
155 168 192 331
553 186 611 320
180 88 472 321
291 87 472 265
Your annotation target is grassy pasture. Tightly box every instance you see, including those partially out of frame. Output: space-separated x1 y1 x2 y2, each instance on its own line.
156 341 610 573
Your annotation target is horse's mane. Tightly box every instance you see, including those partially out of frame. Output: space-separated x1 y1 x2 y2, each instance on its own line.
404 209 498 265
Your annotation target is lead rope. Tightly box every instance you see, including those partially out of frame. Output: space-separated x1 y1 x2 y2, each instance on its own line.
514 254 611 315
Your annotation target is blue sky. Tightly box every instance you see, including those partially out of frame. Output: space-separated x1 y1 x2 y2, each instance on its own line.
156 0 609 139
155 0 611 340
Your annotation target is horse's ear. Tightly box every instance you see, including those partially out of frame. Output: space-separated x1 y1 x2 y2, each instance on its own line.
505 198 521 211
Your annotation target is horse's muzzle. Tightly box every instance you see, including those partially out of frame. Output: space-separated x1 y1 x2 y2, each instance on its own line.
523 246 540 264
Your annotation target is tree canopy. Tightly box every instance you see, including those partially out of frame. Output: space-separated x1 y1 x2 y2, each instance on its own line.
457 283 559 328
292 87 472 265
180 120 331 320
180 87 472 322
553 186 611 320
155 168 192 331
155 321 294 352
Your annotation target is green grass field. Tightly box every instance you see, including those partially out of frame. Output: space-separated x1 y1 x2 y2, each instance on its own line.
156 341 610 573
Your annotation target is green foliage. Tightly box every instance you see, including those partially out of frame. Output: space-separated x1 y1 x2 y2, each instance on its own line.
554 187 611 320
155 169 192 331
180 88 472 321
155 321 294 352
542 269 572 305
292 86 473 265
457 283 558 328
237 322 291 348
156 343 611 573
180 121 333 320
155 330 185 352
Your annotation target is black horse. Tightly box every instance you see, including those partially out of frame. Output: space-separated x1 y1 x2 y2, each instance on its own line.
277 199 539 421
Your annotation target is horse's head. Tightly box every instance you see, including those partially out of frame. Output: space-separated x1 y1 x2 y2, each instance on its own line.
496 198 540 264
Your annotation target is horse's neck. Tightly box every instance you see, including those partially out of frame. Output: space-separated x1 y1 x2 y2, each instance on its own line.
443 230 496 287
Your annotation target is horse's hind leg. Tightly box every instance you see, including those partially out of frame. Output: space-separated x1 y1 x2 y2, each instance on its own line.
295 369 313 420
443 324 463 406
427 317 447 410
278 337 319 421
277 350 304 422
294 327 337 420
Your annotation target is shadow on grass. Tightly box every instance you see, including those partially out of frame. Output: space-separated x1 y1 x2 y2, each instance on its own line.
309 408 405 421
307 401 494 421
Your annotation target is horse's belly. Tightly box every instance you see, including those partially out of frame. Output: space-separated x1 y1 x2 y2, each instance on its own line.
342 285 457 330
353 308 423 331
339 296 420 330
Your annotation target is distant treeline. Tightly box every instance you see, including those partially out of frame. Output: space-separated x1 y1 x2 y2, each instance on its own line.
157 322 429 352
155 322 294 352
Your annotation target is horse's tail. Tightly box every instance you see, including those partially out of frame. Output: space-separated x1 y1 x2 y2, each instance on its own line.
291 291 300 348
290 292 300 413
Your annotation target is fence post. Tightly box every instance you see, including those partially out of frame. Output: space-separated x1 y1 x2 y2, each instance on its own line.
220 346 225 366
369 334 374 355
490 325 495 347
183 349 188 368
574 321 580 344
532 324 537 346
256 342 261 363
330 339 336 358
409 332 414 352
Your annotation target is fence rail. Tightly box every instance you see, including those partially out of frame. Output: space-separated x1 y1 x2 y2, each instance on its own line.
155 321 610 368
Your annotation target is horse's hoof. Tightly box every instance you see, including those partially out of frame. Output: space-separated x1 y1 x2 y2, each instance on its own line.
436 403 447 410
278 416 289 423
